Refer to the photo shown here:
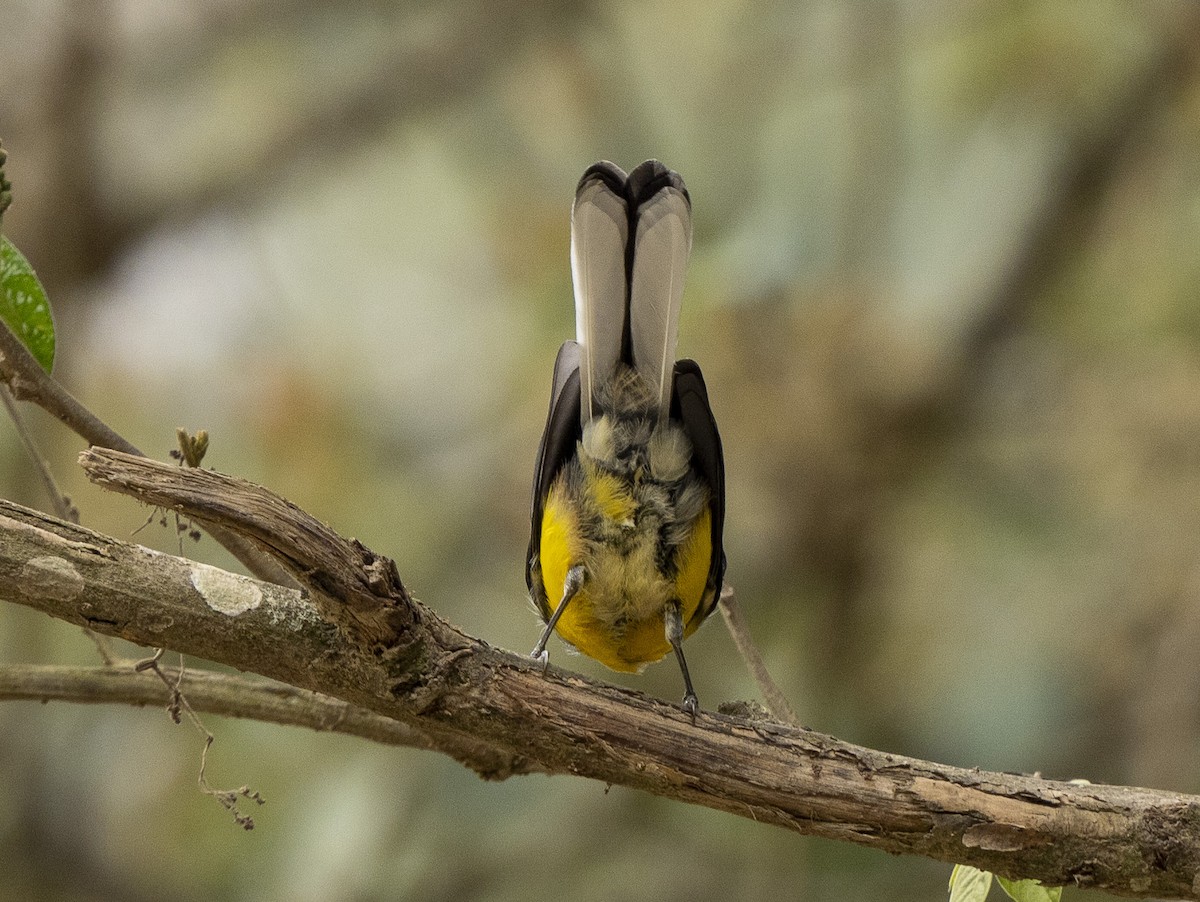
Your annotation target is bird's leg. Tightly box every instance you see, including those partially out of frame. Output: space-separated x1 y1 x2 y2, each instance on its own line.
531 564 586 670
665 600 698 719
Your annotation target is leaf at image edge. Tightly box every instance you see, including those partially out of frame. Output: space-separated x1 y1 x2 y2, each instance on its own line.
0 236 55 372
949 864 994 902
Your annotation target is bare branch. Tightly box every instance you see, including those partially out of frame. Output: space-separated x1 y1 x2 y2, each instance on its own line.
0 319 137 455
0 318 296 587
80 447 412 647
0 662 445 751
1 465 1198 898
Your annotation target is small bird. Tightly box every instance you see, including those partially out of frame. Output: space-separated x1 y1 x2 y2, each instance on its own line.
526 160 725 716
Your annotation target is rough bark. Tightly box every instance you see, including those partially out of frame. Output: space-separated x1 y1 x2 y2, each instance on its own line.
0 450 1196 899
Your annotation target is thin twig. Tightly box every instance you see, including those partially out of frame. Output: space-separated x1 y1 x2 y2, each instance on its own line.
83 629 117 665
718 587 800 726
0 382 78 522
135 649 264 829
0 319 139 454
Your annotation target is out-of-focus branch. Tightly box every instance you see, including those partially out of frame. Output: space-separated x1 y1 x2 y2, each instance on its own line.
12 0 593 290
770 14 1200 714
718 588 799 726
0 384 77 522
961 11 1200 364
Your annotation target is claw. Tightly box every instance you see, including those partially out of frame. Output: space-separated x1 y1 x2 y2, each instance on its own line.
531 565 585 675
666 600 700 721
681 691 698 721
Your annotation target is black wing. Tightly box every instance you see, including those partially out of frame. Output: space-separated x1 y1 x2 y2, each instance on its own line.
526 340 583 615
672 358 726 625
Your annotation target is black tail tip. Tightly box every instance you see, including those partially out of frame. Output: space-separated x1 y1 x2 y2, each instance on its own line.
577 160 688 206
627 159 688 205
577 160 628 194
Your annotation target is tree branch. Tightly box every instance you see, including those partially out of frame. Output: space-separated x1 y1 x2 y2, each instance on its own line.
0 663 442 752
0 319 137 455
0 453 1195 898
0 318 295 587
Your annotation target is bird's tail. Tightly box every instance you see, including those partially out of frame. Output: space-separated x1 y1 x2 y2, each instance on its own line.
570 160 693 426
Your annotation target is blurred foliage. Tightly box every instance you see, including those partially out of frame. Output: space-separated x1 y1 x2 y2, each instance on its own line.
1 0 1199 899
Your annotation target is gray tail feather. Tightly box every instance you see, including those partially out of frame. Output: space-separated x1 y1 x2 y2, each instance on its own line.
570 160 693 426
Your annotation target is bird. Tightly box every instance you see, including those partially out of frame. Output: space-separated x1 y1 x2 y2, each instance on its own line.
525 159 725 716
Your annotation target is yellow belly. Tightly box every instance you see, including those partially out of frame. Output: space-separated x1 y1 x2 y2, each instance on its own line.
539 482 713 672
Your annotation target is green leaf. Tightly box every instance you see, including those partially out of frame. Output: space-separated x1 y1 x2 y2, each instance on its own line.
0 235 55 372
0 140 11 221
996 876 1063 902
949 864 993 902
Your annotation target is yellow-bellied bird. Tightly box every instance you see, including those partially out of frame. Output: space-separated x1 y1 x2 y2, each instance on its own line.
527 160 725 716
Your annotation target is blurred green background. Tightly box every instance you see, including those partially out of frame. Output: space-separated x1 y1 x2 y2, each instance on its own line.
2 1 1199 899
